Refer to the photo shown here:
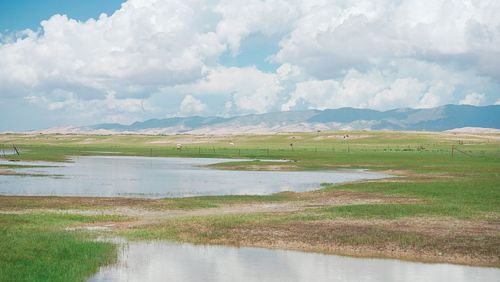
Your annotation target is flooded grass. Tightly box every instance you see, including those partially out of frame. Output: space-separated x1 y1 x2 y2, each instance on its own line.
0 131 499 279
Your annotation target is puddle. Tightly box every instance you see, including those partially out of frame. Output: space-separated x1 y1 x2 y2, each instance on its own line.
89 241 500 282
0 149 18 156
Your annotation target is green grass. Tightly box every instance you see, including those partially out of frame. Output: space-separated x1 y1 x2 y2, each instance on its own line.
0 131 499 271
120 213 272 242
0 213 126 282
2 131 499 219
0 164 52 169
321 179 500 219
159 192 295 210
2 131 498 164
0 230 115 282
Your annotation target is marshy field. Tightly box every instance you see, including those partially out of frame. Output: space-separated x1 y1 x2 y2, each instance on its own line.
0 131 499 281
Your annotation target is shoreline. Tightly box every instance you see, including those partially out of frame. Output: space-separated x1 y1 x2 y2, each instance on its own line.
0 131 499 279
1 185 498 268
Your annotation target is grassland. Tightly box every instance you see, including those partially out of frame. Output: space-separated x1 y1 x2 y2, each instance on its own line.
0 130 499 280
0 213 127 282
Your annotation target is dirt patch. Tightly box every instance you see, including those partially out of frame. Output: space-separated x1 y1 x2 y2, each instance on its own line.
0 196 156 210
0 190 419 227
0 192 407 216
170 217 500 267
147 135 237 145
2 192 498 266
77 138 96 144
0 169 17 175
148 141 174 144
439 131 500 141
313 134 371 141
209 163 301 171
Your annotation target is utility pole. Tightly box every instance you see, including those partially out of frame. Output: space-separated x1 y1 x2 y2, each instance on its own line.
13 145 20 156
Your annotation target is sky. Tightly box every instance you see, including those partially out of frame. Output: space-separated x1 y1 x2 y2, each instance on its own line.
0 0 499 131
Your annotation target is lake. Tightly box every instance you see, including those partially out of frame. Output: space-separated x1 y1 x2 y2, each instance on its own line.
89 241 500 282
0 156 389 198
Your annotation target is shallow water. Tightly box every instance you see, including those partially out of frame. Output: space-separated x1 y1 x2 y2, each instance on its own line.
0 156 388 198
0 149 17 156
89 241 500 282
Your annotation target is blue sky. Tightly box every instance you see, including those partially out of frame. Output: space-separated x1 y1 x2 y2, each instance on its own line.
0 0 499 131
0 0 278 72
0 0 125 31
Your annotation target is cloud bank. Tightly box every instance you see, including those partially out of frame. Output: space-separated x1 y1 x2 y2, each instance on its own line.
0 0 499 129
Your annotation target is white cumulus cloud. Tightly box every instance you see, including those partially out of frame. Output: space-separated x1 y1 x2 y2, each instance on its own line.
166 66 283 114
459 92 485 106
0 0 499 130
179 95 207 115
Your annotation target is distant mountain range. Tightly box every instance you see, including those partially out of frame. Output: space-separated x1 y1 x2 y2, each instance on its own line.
36 104 500 134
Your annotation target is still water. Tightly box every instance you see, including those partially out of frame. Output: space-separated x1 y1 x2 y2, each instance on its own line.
0 156 388 198
0 149 17 156
89 241 500 282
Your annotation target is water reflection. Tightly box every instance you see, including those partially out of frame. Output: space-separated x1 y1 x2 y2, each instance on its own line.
89 241 500 282
0 149 17 156
0 156 389 198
